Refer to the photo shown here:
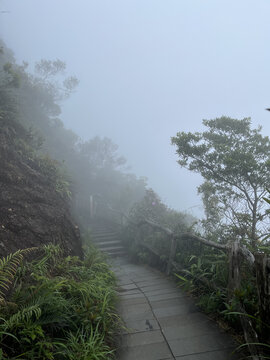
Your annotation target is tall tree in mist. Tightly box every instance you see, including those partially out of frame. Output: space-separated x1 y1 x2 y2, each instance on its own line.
171 117 270 249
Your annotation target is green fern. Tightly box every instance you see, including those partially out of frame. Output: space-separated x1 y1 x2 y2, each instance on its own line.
0 248 37 302
3 303 42 330
0 244 119 359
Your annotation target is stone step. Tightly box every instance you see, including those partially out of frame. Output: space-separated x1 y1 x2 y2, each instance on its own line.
89 221 125 257
94 240 122 248
91 232 119 238
93 224 119 229
100 245 125 253
91 233 118 240
107 251 126 258
90 227 117 232
92 237 119 244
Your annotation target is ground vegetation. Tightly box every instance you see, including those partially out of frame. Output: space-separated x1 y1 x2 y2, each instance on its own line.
0 243 118 359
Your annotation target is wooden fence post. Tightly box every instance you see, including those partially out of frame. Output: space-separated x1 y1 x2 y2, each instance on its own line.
228 240 241 299
135 226 142 247
228 240 261 360
90 195 94 219
166 235 177 275
255 253 270 344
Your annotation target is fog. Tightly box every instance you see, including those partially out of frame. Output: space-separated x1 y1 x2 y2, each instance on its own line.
1 0 270 216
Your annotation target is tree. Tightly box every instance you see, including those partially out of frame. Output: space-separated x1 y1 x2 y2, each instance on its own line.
197 181 222 240
171 117 270 249
0 38 148 231
34 59 79 101
78 137 126 171
129 188 168 223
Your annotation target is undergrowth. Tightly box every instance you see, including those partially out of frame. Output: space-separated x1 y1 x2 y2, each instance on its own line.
124 228 270 357
0 243 119 359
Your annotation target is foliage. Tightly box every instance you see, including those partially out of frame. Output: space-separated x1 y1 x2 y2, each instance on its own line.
34 59 79 101
128 188 195 229
174 250 229 317
0 244 118 359
0 248 37 302
0 38 147 231
79 137 126 171
128 189 167 224
171 117 270 249
122 189 195 266
37 155 72 199
63 326 114 360
123 207 269 356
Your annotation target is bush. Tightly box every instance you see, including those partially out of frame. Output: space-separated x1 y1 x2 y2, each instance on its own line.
0 244 119 359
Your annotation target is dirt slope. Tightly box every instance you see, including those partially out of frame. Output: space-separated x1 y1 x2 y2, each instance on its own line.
0 118 82 258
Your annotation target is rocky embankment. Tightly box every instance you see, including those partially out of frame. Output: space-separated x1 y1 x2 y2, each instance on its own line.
0 118 82 258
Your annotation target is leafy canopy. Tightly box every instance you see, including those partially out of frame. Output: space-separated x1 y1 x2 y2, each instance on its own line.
172 117 270 186
171 117 270 247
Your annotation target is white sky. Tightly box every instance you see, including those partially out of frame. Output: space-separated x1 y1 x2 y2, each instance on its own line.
1 0 270 216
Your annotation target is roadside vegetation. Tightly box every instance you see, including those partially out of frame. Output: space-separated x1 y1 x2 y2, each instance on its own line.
0 38 147 232
0 242 119 360
122 118 270 358
1 30 270 360
0 38 137 360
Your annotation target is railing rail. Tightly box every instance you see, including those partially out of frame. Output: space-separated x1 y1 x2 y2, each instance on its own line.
91 196 269 359
131 219 268 360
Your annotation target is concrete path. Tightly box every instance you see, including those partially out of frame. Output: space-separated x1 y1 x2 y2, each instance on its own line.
113 258 240 360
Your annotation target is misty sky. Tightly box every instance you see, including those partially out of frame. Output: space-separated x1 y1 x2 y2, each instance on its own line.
1 0 270 216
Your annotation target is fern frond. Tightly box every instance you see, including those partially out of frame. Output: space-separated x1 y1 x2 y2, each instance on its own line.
3 303 42 330
0 247 38 301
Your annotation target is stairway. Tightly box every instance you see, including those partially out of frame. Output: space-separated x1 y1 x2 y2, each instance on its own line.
90 220 126 257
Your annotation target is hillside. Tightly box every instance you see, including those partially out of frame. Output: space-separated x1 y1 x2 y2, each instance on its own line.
0 115 82 257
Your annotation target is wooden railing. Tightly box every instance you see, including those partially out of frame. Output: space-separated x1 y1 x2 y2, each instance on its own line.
92 197 269 359
126 218 269 360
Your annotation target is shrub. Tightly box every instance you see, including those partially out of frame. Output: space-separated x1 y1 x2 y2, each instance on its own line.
0 244 118 359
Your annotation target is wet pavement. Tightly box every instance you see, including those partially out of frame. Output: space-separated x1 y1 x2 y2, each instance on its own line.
113 258 240 360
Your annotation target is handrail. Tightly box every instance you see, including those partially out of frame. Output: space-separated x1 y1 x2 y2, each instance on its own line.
118 211 264 359
94 197 254 265
93 197 268 359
